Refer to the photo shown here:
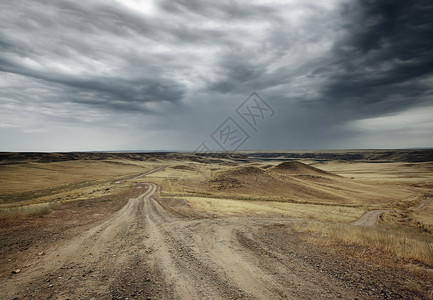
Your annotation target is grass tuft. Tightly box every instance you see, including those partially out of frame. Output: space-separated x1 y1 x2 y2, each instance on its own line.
0 202 60 219
292 222 433 266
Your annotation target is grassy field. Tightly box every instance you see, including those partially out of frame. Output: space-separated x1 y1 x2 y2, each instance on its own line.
184 196 365 222
292 221 433 266
0 159 154 217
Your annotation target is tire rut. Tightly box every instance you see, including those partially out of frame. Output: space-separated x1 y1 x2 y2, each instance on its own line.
1 183 427 299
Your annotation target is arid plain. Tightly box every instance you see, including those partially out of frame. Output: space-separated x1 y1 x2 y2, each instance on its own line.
0 150 432 299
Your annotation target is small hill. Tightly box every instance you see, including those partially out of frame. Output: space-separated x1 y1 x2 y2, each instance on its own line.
206 166 272 190
197 163 391 206
222 166 267 177
270 161 338 177
170 165 196 171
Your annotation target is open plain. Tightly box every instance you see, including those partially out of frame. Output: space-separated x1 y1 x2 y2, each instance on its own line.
0 150 432 299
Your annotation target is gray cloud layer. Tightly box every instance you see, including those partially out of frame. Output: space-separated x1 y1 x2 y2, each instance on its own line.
0 0 432 151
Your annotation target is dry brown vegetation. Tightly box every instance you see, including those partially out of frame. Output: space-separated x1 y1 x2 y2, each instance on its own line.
0 159 154 217
292 222 433 266
156 161 419 209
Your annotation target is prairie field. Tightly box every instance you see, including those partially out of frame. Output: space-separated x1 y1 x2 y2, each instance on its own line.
1 150 432 299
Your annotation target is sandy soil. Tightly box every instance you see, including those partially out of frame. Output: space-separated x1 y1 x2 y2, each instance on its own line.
1 183 429 299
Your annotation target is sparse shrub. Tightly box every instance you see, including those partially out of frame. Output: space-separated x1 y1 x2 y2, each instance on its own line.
293 222 433 266
0 202 59 219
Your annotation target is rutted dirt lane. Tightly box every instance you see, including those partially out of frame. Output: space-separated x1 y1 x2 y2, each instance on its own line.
0 183 429 299
351 210 389 226
413 198 433 211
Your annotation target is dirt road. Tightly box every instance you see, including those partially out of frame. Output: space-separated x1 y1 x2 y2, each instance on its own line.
351 209 389 226
413 198 433 211
114 166 167 184
1 184 427 299
351 197 433 227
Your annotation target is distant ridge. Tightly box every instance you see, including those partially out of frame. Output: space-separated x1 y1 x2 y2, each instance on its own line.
1 149 432 163
270 161 338 177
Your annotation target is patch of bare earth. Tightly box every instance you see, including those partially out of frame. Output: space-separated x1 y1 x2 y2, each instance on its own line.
0 187 141 274
252 224 431 299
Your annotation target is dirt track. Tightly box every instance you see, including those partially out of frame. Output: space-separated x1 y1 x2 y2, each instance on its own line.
413 198 433 211
351 197 433 226
1 183 428 299
351 210 389 226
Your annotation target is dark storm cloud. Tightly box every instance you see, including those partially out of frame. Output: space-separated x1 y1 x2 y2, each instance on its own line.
314 0 433 118
0 0 338 109
0 0 432 151
0 0 193 114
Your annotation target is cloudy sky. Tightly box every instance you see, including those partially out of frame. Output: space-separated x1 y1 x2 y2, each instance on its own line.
0 0 432 151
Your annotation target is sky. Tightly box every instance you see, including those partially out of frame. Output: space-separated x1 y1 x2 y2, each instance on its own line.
0 0 432 152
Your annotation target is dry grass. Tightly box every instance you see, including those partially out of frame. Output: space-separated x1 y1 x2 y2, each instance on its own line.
0 159 160 220
292 222 433 266
413 200 433 230
0 159 151 195
153 162 422 209
0 202 60 219
0 159 155 207
144 162 219 184
183 196 365 222
317 161 433 183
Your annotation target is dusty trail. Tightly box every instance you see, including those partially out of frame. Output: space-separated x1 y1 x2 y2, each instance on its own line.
114 166 167 184
1 183 422 299
351 209 389 226
351 197 432 227
413 198 433 211
351 197 433 227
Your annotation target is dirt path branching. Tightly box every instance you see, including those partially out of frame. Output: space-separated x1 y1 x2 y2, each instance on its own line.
0 183 430 299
